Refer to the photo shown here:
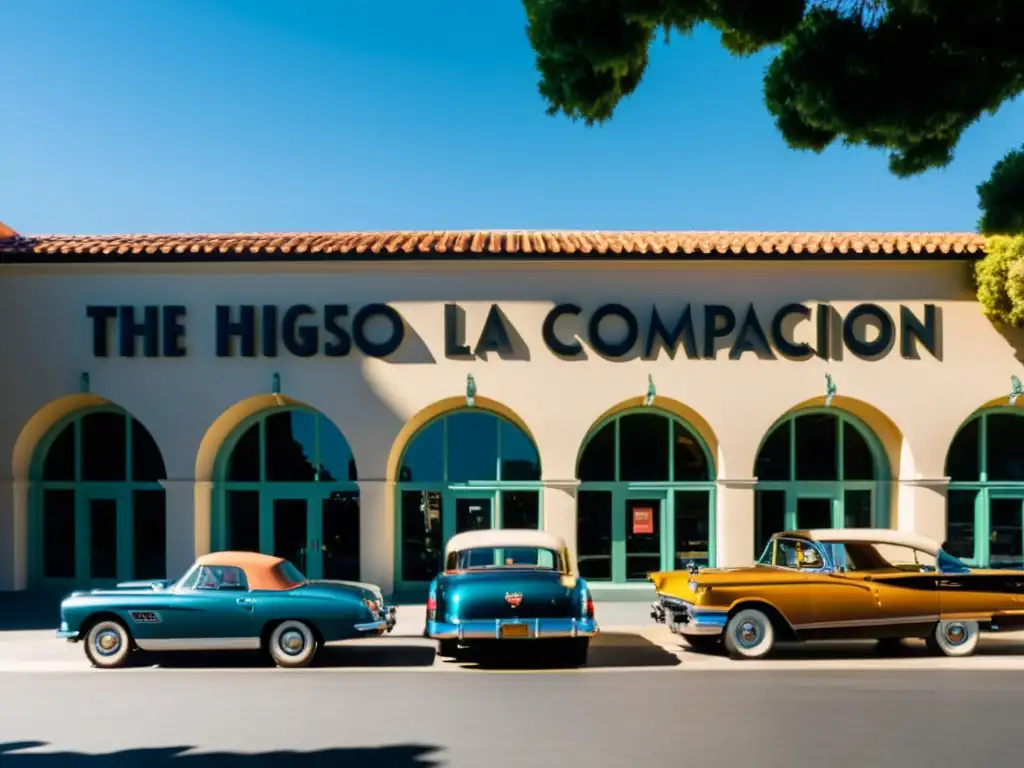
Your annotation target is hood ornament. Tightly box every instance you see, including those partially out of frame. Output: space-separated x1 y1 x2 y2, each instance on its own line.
505 592 523 608
686 560 699 575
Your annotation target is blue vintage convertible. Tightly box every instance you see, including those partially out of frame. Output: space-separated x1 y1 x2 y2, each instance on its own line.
425 529 598 666
56 551 396 668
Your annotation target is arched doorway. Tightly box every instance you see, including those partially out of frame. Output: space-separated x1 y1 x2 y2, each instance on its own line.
211 406 360 580
753 408 890 556
575 408 716 583
945 408 1024 568
394 408 542 590
30 407 167 586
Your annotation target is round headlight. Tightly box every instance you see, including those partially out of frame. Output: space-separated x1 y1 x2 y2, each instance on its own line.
688 580 699 593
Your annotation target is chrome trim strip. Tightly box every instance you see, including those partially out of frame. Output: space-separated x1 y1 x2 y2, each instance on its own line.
791 615 940 631
55 629 79 642
354 619 389 633
134 637 260 651
426 617 599 640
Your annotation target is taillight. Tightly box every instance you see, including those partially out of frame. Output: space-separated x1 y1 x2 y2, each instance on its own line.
586 598 595 619
426 594 437 620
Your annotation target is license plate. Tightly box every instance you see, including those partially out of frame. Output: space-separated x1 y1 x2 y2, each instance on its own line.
500 623 529 638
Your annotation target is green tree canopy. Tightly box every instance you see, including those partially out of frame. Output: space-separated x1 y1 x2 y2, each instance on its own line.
522 0 1024 177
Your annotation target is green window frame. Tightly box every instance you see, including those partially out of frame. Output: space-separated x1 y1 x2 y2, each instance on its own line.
29 407 168 587
945 408 1024 568
211 406 361 580
393 408 543 593
575 407 717 585
753 408 891 557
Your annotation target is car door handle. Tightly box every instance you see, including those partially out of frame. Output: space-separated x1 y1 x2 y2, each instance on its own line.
236 597 255 607
938 580 961 588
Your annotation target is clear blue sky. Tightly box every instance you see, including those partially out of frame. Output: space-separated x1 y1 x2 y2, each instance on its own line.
2 0 1020 235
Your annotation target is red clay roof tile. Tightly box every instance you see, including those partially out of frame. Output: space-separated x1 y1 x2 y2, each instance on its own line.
0 230 986 260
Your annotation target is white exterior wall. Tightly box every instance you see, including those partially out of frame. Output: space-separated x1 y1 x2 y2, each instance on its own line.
1 257 1020 593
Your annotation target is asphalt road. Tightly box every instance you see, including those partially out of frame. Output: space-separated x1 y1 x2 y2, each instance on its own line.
1 669 1023 767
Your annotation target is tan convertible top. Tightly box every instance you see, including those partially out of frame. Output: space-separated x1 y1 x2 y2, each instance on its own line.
776 528 942 556
444 529 567 557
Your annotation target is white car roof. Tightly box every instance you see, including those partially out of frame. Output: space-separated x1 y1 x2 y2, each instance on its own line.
444 528 567 556
802 528 942 555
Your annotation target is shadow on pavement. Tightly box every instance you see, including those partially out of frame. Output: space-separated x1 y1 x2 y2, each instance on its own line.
124 642 437 670
0 742 442 766
672 636 1024 661
449 632 680 670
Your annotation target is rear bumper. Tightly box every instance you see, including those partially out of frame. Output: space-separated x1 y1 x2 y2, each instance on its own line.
56 622 80 642
426 617 598 641
355 606 397 635
651 599 727 637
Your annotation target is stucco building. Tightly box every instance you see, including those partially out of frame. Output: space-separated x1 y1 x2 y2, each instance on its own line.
1 224 1018 599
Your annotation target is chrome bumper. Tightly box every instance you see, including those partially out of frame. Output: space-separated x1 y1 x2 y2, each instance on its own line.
651 599 727 637
355 606 398 634
56 624 79 642
426 617 599 641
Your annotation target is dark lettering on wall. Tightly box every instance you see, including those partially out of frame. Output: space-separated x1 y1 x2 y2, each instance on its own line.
842 303 895 360
900 304 939 359
353 303 405 357
541 304 583 357
815 303 831 360
86 306 118 357
118 306 159 357
216 305 256 357
161 306 187 357
444 303 471 357
588 304 638 358
729 304 774 360
474 304 514 356
702 305 736 359
261 305 278 357
770 304 812 360
323 305 351 357
644 306 697 359
282 304 318 357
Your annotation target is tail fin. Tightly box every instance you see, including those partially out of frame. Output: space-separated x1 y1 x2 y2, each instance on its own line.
648 571 667 592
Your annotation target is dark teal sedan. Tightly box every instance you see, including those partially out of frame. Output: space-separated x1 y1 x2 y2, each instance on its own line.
425 529 598 666
56 551 396 669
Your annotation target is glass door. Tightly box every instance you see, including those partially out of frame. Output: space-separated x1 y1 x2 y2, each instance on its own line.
987 494 1024 568
267 497 309 576
624 492 667 581
795 495 835 530
316 491 360 581
86 496 120 582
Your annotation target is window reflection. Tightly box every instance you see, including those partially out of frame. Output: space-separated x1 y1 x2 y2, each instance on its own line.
446 412 499 483
674 491 710 568
578 422 615 482
755 422 790 481
986 414 1024 482
400 420 444 483
842 423 874 481
794 413 837 481
228 424 260 482
577 491 611 580
401 491 443 582
501 491 540 529
619 414 669 482
945 489 976 560
945 418 979 482
317 418 358 482
500 421 541 481
673 422 709 481
264 411 318 482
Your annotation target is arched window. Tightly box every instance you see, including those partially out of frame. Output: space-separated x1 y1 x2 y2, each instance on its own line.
395 409 541 589
753 409 889 556
575 409 715 583
213 407 359 580
31 408 167 585
945 409 1024 568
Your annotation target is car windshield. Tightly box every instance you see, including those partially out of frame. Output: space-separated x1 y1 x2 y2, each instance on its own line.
275 560 308 587
449 546 561 571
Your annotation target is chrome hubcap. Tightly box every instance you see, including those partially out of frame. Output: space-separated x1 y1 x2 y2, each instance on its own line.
738 620 761 648
95 630 120 656
945 624 967 645
280 630 305 655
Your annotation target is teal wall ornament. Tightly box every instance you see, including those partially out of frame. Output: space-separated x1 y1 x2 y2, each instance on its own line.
644 374 656 407
271 372 281 395
465 373 477 407
78 372 90 393
825 373 837 407
1010 375 1021 406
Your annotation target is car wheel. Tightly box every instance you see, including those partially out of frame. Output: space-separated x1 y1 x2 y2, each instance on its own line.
437 639 459 658
268 620 318 668
684 636 721 654
929 620 980 657
723 608 775 660
84 619 133 669
561 638 590 667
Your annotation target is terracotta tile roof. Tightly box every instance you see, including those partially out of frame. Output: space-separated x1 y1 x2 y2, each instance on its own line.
0 230 986 261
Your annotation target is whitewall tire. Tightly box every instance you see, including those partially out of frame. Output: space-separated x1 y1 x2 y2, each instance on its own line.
84 619 133 669
929 620 980 657
268 620 318 668
723 608 775 660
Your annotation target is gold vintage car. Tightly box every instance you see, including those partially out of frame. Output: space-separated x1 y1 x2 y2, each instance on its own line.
650 528 1024 659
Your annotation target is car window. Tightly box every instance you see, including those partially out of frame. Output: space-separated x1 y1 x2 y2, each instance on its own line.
764 539 824 569
275 560 307 588
193 565 249 591
173 564 200 591
448 547 560 571
872 544 937 569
